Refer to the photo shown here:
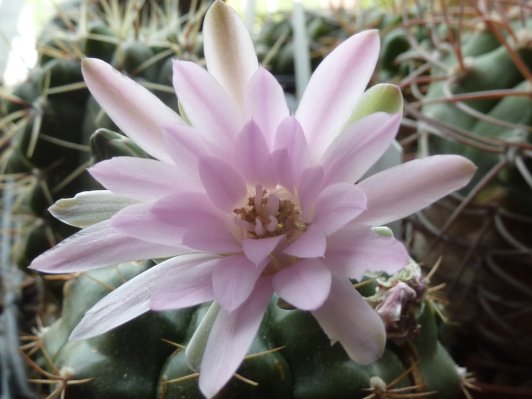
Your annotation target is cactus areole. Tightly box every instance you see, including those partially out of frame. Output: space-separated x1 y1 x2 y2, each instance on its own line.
29 1 476 397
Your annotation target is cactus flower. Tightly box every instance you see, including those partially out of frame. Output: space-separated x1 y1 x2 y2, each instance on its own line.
30 1 476 397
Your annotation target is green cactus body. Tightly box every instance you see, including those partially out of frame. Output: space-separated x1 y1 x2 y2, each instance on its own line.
29 262 463 399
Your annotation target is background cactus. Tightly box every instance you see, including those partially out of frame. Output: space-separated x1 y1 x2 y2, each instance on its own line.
1 0 206 270
380 0 532 390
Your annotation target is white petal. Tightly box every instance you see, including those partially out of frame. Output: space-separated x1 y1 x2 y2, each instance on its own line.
49 190 137 228
312 276 386 364
82 58 181 161
198 278 272 398
203 0 259 111
70 254 215 340
295 30 380 157
29 221 180 273
356 155 476 226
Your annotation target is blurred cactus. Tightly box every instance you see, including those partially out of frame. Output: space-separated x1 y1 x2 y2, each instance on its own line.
254 6 402 93
383 0 532 389
1 0 206 271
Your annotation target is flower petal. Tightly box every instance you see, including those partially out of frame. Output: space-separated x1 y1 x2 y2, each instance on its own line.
81 58 180 161
198 278 272 398
356 155 477 226
203 0 259 111
151 192 229 230
295 30 380 157
284 225 326 258
150 259 218 310
212 255 263 311
88 157 191 201
29 221 179 273
326 225 409 279
242 235 284 265
297 166 325 221
245 67 289 144
273 259 332 310
183 228 241 254
173 60 241 148
49 190 137 228
161 123 210 179
312 183 367 235
110 203 187 247
70 254 214 340
199 156 247 212
233 120 276 187
312 276 386 364
323 113 401 184
347 83 403 125
273 116 310 188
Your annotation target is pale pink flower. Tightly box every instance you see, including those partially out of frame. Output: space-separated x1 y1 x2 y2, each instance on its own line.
30 1 475 397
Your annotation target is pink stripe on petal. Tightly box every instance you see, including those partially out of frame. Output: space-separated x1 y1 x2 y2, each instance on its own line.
242 235 284 265
284 225 326 258
82 58 181 162
323 113 401 184
273 259 332 310
183 228 241 254
161 123 210 179
234 120 276 187
70 254 215 340
312 276 386 364
357 155 476 226
110 203 186 247
274 117 310 183
326 225 409 280
199 157 247 212
151 192 229 230
203 0 259 111
297 166 325 220
272 149 295 190
212 255 263 311
29 221 181 273
313 183 367 235
199 278 272 399
296 30 380 157
88 157 192 201
150 258 218 310
173 60 241 147
245 67 289 145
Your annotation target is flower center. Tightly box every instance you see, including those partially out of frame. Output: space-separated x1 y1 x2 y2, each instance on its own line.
233 185 306 241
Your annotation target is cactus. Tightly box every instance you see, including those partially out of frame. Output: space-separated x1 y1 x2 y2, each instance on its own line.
3 2 478 398
385 0 532 388
21 260 466 399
